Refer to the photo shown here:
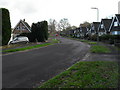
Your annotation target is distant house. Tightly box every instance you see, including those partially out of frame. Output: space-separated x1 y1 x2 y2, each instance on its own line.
90 22 100 36
109 14 120 35
74 28 80 38
80 27 87 38
98 19 112 36
13 19 31 38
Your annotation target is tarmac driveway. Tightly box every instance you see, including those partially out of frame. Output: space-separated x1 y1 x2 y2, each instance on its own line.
2 37 90 88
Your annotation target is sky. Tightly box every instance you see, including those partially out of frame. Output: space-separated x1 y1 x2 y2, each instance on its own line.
0 0 120 28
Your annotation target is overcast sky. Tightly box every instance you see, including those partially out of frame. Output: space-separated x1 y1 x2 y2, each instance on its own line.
0 0 120 28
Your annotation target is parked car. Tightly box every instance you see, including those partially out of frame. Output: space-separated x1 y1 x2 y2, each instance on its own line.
9 36 29 44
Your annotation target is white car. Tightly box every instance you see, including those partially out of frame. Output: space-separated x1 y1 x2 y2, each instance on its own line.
9 36 29 44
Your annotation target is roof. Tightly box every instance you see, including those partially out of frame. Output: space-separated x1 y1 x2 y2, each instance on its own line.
80 27 87 33
91 22 100 33
22 20 31 30
13 19 31 32
99 19 112 32
109 14 120 32
115 14 120 23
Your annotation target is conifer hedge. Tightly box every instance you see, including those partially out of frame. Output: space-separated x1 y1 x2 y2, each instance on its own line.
1 8 11 46
29 21 48 42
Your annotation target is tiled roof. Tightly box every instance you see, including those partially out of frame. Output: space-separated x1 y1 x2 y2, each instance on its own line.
22 20 31 31
102 19 112 32
80 27 87 33
115 14 120 23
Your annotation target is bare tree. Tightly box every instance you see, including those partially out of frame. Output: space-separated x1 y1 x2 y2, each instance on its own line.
48 19 57 33
58 18 71 31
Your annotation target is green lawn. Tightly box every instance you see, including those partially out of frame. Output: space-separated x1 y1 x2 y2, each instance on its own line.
3 43 52 53
80 39 89 43
90 45 111 53
39 61 118 88
88 42 97 45
2 39 60 53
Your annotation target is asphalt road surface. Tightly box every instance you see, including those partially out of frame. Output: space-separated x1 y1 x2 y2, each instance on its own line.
2 37 90 88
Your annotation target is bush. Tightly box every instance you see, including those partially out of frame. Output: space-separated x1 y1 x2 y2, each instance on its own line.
90 34 97 41
99 35 120 44
29 21 48 42
1 8 11 46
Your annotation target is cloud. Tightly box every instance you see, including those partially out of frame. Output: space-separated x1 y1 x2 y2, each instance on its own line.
12 1 37 15
0 0 8 6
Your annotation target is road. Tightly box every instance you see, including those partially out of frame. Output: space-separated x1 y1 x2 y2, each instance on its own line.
2 37 90 88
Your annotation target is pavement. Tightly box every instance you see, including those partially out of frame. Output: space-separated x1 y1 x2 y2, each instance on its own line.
81 43 119 62
2 37 90 88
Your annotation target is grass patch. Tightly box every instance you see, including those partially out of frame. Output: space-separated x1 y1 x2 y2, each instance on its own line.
80 39 89 43
0 44 22 49
3 43 52 53
39 61 118 88
2 39 60 53
52 39 60 43
90 45 111 53
88 42 97 45
80 39 97 45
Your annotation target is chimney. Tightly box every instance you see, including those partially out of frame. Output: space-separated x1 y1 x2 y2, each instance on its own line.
23 19 25 22
118 1 120 14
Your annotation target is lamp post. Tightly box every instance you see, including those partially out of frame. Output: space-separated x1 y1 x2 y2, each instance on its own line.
91 7 99 22
91 7 99 44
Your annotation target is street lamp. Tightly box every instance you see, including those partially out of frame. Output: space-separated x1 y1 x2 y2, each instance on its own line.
91 7 99 22
91 7 99 44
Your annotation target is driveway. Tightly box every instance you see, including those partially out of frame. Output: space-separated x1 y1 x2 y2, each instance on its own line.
2 37 90 88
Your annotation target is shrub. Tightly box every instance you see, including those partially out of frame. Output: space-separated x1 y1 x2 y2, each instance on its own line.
29 21 48 42
90 34 97 41
99 35 120 44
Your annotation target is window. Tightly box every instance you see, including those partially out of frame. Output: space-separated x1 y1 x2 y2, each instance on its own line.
22 26 25 30
114 21 118 27
101 24 104 29
92 26 94 30
16 26 19 30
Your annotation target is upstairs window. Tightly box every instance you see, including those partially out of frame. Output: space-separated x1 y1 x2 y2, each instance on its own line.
114 21 118 27
16 26 19 30
22 26 25 30
101 24 104 29
92 26 94 30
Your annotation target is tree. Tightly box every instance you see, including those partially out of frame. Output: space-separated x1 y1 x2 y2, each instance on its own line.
80 21 91 27
58 18 71 31
48 19 57 33
30 21 48 42
1 8 11 46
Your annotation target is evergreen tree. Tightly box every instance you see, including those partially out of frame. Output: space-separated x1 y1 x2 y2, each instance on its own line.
30 21 48 42
1 8 11 45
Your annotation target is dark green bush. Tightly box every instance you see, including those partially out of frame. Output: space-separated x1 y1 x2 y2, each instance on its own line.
99 35 120 44
1 8 11 46
90 34 97 41
29 21 48 42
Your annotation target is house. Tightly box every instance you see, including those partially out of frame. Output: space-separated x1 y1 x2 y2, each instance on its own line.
13 19 31 38
109 14 120 35
79 27 87 38
69 29 75 37
90 22 100 36
74 28 81 38
98 19 112 36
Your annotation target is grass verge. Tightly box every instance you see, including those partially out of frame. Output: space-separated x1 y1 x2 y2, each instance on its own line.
3 43 52 53
39 61 118 88
2 39 60 53
90 45 111 53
